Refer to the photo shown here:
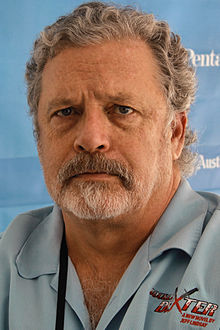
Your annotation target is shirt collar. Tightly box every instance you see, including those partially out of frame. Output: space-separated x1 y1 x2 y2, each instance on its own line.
149 179 208 261
16 204 63 279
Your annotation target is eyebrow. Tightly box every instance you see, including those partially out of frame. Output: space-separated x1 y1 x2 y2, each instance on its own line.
47 98 74 114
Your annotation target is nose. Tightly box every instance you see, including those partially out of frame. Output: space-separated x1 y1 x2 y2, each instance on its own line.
73 109 111 153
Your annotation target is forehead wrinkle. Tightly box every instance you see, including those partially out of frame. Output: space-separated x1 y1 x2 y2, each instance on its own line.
40 41 167 121
92 90 138 104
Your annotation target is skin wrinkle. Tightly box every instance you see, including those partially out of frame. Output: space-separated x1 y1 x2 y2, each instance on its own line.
26 4 197 177
37 39 186 327
58 153 134 191
22 3 198 326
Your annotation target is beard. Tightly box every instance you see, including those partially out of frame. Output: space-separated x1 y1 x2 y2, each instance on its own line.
46 153 154 221
58 180 138 220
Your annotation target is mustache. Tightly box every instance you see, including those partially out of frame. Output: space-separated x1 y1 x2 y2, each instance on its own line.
58 153 134 190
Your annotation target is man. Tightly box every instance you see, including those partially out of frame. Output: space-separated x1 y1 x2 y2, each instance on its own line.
1 2 220 329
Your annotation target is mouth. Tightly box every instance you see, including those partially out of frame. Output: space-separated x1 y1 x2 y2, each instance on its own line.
72 172 117 180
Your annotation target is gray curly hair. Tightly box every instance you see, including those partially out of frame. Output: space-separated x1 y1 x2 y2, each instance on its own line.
25 1 198 177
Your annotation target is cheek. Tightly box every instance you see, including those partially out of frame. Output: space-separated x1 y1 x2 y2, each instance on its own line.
38 138 65 179
115 129 157 170
129 128 171 169
130 125 160 153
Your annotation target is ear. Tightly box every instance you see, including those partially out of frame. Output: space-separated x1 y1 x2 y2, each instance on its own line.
171 112 187 160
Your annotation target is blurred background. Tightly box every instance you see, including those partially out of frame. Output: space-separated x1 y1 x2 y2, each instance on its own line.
1 0 220 232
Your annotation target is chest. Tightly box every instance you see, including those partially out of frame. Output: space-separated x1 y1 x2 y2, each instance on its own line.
75 263 127 329
80 277 118 329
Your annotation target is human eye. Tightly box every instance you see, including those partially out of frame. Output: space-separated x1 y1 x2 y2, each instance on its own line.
114 105 134 115
56 107 75 117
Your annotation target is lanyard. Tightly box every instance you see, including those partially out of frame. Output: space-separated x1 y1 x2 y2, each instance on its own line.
55 228 68 330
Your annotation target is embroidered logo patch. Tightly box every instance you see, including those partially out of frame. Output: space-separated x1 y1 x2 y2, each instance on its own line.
150 288 218 328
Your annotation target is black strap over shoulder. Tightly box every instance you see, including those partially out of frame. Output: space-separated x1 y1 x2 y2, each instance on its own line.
55 227 68 330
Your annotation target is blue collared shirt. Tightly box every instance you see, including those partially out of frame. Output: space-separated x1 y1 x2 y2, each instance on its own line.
1 180 220 329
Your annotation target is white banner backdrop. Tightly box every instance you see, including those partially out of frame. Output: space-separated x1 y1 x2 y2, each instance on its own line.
0 0 219 231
